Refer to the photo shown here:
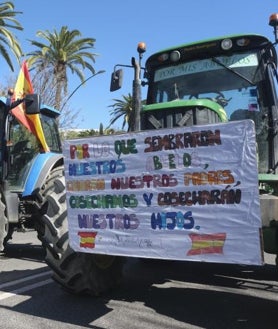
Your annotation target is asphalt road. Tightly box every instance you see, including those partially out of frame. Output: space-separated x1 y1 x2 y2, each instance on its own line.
0 230 277 329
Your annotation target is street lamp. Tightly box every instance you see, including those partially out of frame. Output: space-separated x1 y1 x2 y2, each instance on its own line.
60 69 106 111
131 42 146 132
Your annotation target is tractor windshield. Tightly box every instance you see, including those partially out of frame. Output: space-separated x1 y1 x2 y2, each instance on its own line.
151 52 263 120
146 50 274 173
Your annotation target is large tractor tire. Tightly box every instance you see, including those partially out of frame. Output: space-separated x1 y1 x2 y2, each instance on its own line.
0 196 7 253
38 166 124 296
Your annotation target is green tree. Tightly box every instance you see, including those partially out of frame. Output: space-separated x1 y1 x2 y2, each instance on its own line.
77 129 98 137
27 26 97 110
0 1 23 71
108 93 133 131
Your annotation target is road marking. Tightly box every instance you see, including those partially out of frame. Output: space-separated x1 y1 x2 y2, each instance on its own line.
0 271 53 301
0 270 52 289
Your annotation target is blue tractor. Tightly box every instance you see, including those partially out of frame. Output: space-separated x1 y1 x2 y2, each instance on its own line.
0 94 64 250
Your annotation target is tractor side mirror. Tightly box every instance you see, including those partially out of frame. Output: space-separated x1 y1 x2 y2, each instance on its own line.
110 69 123 92
25 94 41 114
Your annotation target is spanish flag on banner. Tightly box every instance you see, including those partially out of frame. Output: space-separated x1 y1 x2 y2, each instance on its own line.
11 61 49 152
78 231 98 248
187 233 226 256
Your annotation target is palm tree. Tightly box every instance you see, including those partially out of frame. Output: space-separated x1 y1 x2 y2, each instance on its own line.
0 1 23 71
108 93 133 131
27 26 97 110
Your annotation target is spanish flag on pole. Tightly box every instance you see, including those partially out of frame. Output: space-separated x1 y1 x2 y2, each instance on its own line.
11 61 49 152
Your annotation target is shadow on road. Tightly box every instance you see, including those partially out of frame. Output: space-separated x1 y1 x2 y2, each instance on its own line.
3 242 45 262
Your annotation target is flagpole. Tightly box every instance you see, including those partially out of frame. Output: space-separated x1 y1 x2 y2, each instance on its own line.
60 70 105 111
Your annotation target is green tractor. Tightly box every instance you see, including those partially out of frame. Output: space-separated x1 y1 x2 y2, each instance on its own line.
44 13 278 296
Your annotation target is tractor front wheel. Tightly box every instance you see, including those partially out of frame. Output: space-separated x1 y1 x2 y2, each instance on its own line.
39 168 124 296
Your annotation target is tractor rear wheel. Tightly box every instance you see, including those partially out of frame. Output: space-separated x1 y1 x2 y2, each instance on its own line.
39 167 124 296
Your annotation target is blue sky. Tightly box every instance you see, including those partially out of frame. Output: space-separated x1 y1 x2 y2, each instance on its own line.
2 0 278 129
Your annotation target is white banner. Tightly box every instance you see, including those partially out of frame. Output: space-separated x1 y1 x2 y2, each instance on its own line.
63 120 263 265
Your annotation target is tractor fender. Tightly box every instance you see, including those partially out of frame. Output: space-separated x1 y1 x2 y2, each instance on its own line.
22 153 64 197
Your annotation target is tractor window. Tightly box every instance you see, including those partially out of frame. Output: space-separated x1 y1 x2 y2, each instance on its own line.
40 114 61 153
7 117 39 188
